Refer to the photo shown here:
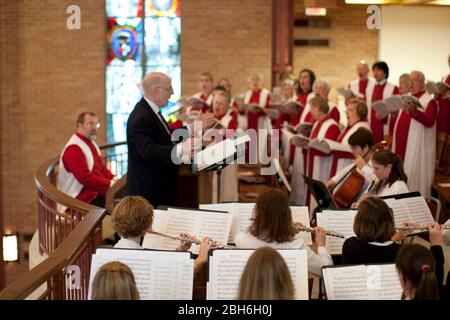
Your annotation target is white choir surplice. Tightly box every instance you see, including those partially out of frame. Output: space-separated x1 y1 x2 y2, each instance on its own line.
392 91 436 198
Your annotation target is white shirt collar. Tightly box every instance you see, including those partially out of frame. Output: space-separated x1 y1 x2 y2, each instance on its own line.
376 79 387 86
114 237 142 249
143 96 160 114
368 240 393 246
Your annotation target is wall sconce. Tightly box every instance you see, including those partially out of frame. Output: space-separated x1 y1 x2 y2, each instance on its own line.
2 233 19 262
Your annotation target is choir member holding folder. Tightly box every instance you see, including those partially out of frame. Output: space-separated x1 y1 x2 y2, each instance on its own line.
392 71 438 198
349 60 376 101
234 189 333 276
243 73 271 132
304 96 340 207
238 247 295 300
112 196 213 275
209 89 239 202
367 61 399 142
329 99 370 177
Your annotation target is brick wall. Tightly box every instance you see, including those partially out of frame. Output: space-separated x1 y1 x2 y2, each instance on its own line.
293 5 378 91
181 0 273 97
0 0 106 285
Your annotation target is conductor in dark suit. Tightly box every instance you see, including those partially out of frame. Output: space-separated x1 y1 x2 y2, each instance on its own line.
126 72 213 207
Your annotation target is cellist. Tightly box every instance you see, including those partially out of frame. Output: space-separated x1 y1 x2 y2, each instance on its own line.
325 127 377 207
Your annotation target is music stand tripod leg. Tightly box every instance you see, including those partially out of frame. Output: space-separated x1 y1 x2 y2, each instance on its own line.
216 165 223 204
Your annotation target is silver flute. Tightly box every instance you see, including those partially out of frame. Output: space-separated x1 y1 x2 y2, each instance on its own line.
396 224 450 231
294 226 345 239
149 230 236 249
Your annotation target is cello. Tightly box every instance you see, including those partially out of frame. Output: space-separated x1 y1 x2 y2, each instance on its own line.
330 141 386 208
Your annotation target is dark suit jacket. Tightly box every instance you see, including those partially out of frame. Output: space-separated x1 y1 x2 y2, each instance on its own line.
126 97 182 207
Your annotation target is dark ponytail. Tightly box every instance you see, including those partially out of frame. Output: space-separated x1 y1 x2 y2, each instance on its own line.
372 150 408 192
395 244 439 300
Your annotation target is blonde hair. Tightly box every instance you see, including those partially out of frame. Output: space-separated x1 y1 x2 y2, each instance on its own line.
91 261 140 300
112 196 153 238
238 247 295 300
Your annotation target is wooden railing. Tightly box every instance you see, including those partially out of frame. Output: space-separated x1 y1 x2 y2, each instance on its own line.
0 141 127 300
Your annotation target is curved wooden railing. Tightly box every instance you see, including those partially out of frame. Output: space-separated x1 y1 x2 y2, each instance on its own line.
0 141 127 300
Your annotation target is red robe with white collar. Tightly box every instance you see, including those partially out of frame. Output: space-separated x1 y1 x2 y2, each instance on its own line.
305 115 340 206
367 80 399 142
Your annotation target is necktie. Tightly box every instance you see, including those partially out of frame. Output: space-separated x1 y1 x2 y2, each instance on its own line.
157 111 171 135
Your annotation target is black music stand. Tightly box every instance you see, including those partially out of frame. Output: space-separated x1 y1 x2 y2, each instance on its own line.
302 174 338 225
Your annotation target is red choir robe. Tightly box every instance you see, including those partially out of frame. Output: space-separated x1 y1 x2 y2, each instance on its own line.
392 91 438 198
296 90 310 107
329 104 340 124
61 133 114 203
244 88 271 130
367 80 399 142
436 93 450 168
305 115 340 206
244 88 271 162
329 120 370 178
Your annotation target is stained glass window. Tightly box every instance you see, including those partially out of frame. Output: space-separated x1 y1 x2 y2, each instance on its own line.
105 0 181 152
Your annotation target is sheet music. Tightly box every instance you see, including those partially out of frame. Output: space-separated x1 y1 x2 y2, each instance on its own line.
200 203 311 244
291 206 312 245
207 249 308 300
383 196 434 226
199 203 237 243
322 265 369 300
322 264 401 300
142 208 233 254
89 249 194 300
376 264 403 300
317 210 357 255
